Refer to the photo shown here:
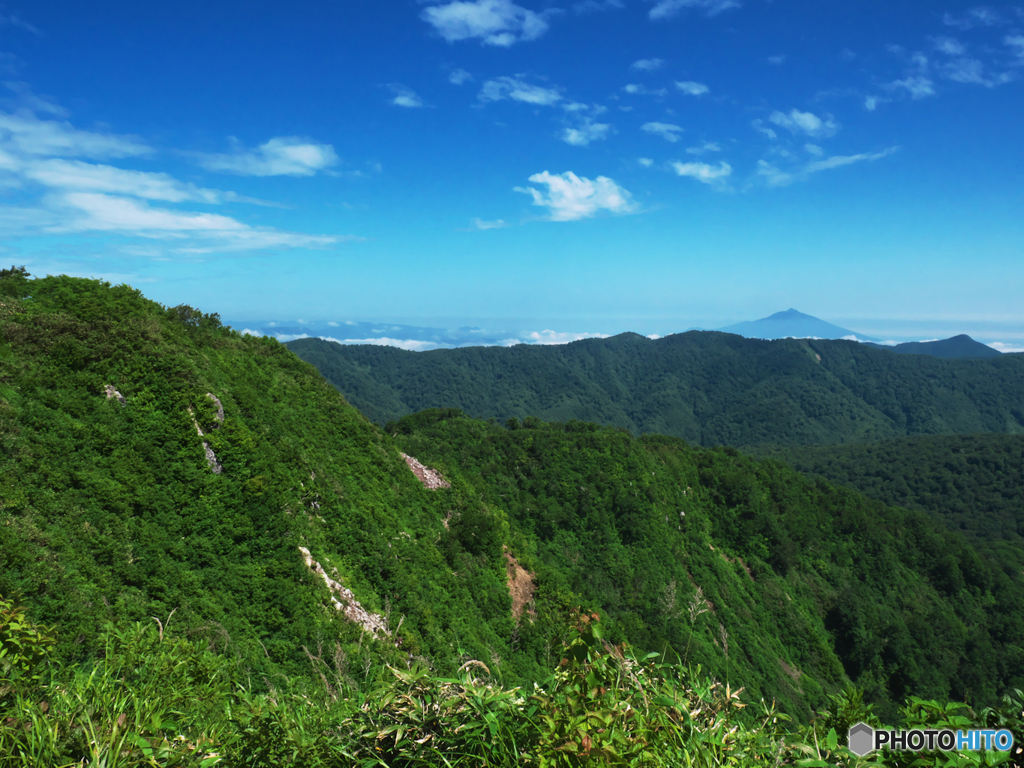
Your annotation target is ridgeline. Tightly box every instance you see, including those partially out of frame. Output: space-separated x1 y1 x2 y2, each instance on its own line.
286 332 1024 448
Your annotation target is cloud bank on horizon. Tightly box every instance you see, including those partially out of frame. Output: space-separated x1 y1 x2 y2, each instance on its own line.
0 0 1020 342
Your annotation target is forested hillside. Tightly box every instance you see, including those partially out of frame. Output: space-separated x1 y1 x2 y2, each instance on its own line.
758 434 1024 563
286 333 1024 447
2 273 1023 751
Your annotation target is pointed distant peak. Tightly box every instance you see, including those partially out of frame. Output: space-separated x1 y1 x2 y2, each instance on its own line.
766 308 812 320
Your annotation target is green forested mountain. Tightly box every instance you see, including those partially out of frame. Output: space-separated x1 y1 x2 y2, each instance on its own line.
286 333 1024 448
2 273 1023 738
757 434 1024 558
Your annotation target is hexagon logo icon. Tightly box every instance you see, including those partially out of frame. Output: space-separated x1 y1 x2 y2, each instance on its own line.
848 722 874 756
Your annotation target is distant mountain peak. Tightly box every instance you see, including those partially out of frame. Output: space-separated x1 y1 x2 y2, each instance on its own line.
716 310 876 342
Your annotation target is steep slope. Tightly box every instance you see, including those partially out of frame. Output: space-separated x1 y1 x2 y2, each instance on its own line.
286 332 1024 447
0 274 520 682
758 434 1024 553
392 410 1024 720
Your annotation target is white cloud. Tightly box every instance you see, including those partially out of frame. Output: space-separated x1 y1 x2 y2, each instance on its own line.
0 13 41 35
631 58 665 71
751 119 777 140
767 55 786 65
3 82 69 117
421 0 549 47
768 109 839 138
478 76 562 105
562 118 612 146
449 68 473 85
675 80 709 95
886 74 936 99
0 111 149 159
757 147 898 187
467 217 509 230
943 7 1001 30
638 157 654 167
46 192 344 251
525 329 611 344
23 159 223 203
389 85 425 107
672 160 731 187
642 121 683 142
573 0 624 12
804 143 823 156
649 0 740 20
804 147 898 173
329 337 440 351
327 321 340 327
756 160 795 187
885 52 935 99
864 95 880 111
940 58 1012 87
623 83 667 96
197 137 339 176
988 342 1023 353
515 170 638 221
686 141 720 155
1007 35 1024 59
932 36 966 56
647 333 662 340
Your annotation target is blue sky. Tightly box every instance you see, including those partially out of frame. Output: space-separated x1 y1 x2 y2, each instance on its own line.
1 0 1022 349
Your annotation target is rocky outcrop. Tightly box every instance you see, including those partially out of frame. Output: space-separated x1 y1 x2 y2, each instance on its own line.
189 393 224 474
400 453 450 489
103 384 126 405
299 547 388 637
504 547 536 621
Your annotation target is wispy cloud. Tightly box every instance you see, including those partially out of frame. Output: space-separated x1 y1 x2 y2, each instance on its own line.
196 137 339 176
461 217 509 230
0 107 355 255
686 140 720 154
389 84 425 107
478 76 562 105
943 7 1001 30
751 119 777 140
525 329 611 344
649 0 740 21
757 147 898 187
641 121 683 142
0 110 149 159
562 118 612 146
675 80 709 95
623 83 667 96
631 58 665 71
672 160 731 188
421 0 550 47
932 35 966 56
884 52 935 99
767 54 786 65
1006 35 1024 60
768 109 839 138
515 170 638 221
638 157 654 167
574 0 624 12
448 68 473 85
0 13 41 35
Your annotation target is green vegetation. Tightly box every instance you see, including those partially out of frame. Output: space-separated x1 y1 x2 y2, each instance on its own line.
387 410 1024 721
3 604 1022 767
287 333 1024 447
757 434 1024 552
3 272 1024 764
